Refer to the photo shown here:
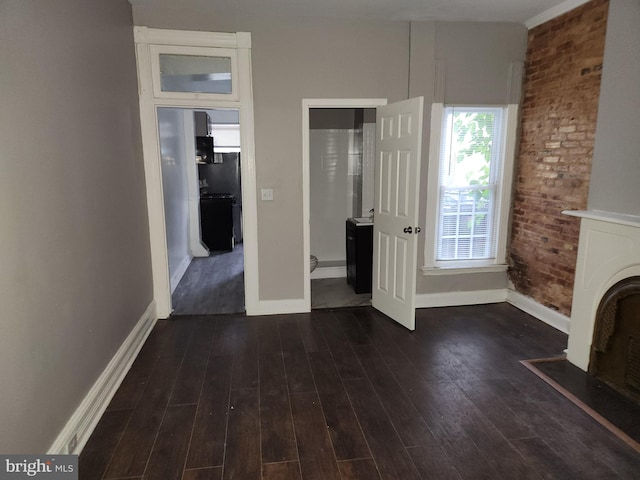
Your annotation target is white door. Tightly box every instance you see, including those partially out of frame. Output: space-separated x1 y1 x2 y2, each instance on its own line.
372 97 424 330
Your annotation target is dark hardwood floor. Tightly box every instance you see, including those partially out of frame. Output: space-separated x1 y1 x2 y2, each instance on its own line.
79 304 640 479
171 244 244 315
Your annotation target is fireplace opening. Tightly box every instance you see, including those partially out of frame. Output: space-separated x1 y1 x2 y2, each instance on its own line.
590 276 640 405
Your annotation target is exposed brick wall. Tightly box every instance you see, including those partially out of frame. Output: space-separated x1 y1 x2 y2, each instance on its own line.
508 0 609 315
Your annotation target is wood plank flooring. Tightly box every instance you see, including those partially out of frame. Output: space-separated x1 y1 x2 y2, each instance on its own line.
171 244 245 315
79 304 640 479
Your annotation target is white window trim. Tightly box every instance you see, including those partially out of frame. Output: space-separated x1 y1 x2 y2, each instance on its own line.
423 103 518 274
420 264 508 276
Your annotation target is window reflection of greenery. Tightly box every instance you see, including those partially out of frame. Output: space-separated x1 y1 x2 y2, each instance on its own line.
440 111 496 260
454 111 494 231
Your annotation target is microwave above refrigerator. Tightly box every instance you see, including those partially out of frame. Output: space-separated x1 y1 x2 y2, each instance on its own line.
196 136 214 164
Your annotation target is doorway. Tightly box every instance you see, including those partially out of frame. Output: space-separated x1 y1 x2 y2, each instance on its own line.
303 97 424 330
157 107 245 314
134 28 260 318
302 99 387 310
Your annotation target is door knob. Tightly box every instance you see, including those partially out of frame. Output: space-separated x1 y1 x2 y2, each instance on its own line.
415 227 422 234
403 226 413 234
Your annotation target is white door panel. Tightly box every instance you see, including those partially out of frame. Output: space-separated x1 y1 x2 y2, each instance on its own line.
372 97 424 330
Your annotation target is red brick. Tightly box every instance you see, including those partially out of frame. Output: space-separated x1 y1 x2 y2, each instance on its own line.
508 0 609 316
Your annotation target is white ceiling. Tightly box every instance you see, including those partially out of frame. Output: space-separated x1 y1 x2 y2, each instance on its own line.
128 0 583 24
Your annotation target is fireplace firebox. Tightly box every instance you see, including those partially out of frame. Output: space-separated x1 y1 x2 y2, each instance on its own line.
590 276 640 403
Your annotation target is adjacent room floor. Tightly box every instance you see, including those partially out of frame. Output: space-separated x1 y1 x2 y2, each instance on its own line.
311 277 371 309
171 244 245 315
79 304 640 479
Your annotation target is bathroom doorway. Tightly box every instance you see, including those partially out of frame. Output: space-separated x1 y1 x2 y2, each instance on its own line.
303 100 386 309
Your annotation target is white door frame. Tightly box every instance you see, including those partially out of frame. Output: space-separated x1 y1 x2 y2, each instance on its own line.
181 109 209 259
302 98 387 311
134 27 259 318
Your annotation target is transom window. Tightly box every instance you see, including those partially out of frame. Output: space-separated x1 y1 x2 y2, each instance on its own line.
149 44 239 101
159 54 232 94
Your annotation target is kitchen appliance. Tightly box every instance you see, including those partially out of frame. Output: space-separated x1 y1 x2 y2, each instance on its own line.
196 136 214 163
200 194 235 251
198 152 242 242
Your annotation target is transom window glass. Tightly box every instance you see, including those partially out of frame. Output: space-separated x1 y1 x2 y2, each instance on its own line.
159 54 232 94
436 107 504 262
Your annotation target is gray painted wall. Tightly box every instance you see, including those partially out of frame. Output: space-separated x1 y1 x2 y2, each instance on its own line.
309 108 357 130
588 0 640 215
133 7 411 300
0 0 151 452
158 108 191 291
133 7 528 300
435 22 528 105
411 21 527 294
206 108 240 125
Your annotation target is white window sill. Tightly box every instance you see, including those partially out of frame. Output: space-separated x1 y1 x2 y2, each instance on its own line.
420 264 508 276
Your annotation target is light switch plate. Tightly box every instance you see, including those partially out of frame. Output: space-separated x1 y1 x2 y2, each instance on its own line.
261 188 274 201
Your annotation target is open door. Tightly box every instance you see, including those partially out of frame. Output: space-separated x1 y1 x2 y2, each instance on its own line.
372 97 424 330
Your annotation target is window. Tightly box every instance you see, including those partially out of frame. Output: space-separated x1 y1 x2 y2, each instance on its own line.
438 107 502 261
149 45 239 101
424 104 517 272
211 124 241 153
159 54 232 94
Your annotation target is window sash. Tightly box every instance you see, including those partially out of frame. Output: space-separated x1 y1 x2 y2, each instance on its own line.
149 44 239 101
435 107 503 263
436 184 495 260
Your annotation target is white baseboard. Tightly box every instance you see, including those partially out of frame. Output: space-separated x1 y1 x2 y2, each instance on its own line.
170 255 192 294
310 266 346 280
190 241 209 258
247 298 309 316
506 289 570 334
414 288 571 334
48 301 157 455
415 289 507 308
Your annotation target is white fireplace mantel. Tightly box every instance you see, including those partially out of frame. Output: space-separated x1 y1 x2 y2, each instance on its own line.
563 209 640 371
563 209 640 228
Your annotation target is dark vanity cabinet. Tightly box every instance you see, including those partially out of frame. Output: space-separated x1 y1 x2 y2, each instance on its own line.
346 219 373 294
